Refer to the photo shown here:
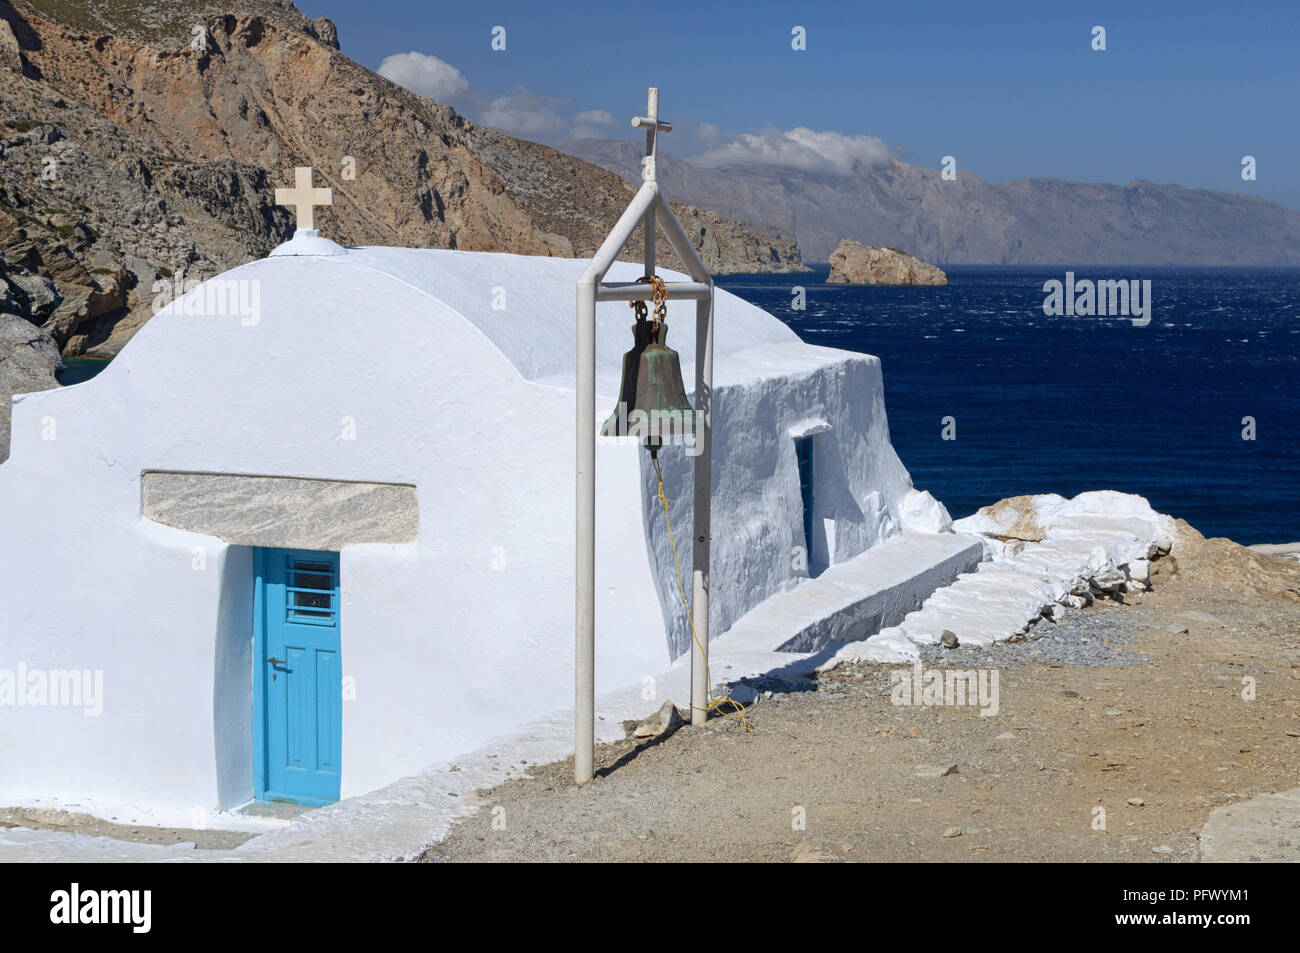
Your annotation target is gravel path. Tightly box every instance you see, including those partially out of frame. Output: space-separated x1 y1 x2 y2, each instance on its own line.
919 598 1149 670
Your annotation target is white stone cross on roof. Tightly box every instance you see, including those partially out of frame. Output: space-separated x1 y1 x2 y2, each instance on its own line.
631 87 672 183
275 166 333 232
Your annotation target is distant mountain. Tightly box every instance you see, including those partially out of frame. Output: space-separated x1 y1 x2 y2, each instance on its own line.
562 138 1300 266
0 0 801 360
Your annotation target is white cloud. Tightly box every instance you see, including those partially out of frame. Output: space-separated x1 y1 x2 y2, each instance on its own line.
377 52 470 104
480 90 568 139
571 108 616 140
375 51 614 144
692 127 893 176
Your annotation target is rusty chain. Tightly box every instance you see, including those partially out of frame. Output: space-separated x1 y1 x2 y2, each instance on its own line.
630 274 668 332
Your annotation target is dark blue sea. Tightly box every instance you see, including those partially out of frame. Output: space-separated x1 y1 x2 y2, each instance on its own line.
717 266 1300 544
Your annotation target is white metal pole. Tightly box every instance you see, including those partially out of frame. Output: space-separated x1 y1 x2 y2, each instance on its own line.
690 288 714 726
595 281 710 302
644 208 656 276
573 182 656 787
643 87 658 273
575 277 596 784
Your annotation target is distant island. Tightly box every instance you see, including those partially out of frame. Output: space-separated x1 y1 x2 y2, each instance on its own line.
826 240 947 286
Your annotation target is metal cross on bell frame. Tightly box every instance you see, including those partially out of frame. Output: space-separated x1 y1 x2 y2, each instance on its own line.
574 88 716 785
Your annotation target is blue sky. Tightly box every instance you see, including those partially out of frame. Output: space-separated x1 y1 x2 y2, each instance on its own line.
301 0 1300 209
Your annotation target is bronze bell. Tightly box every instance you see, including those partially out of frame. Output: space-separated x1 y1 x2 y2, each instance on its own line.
600 316 696 451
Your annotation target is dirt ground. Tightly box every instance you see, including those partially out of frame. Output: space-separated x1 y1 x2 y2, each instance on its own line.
424 531 1300 863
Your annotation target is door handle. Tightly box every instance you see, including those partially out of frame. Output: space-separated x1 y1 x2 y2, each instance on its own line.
268 657 286 665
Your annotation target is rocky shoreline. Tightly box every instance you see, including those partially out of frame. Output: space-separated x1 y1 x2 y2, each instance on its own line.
0 305 59 463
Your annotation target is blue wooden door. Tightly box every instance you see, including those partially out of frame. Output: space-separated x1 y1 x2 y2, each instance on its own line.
254 548 341 804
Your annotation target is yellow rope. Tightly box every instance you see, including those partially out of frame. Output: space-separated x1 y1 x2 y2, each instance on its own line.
652 455 752 732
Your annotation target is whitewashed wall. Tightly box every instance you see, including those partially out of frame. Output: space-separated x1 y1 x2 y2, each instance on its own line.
646 345 916 659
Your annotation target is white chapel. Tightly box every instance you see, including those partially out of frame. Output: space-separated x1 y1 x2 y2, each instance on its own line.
0 141 979 814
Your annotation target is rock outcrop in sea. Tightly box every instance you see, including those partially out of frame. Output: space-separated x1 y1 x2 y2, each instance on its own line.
826 239 947 286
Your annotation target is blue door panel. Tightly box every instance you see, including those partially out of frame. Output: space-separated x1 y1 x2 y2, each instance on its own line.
254 548 341 804
316 650 339 773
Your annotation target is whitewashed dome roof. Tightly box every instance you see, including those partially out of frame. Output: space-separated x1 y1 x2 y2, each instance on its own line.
201 243 819 394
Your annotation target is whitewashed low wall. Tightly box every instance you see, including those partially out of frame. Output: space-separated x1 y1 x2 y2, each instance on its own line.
646 343 922 659
822 491 1179 668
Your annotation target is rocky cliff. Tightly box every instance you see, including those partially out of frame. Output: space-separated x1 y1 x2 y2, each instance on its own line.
563 137 1300 266
0 0 803 364
826 240 946 286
